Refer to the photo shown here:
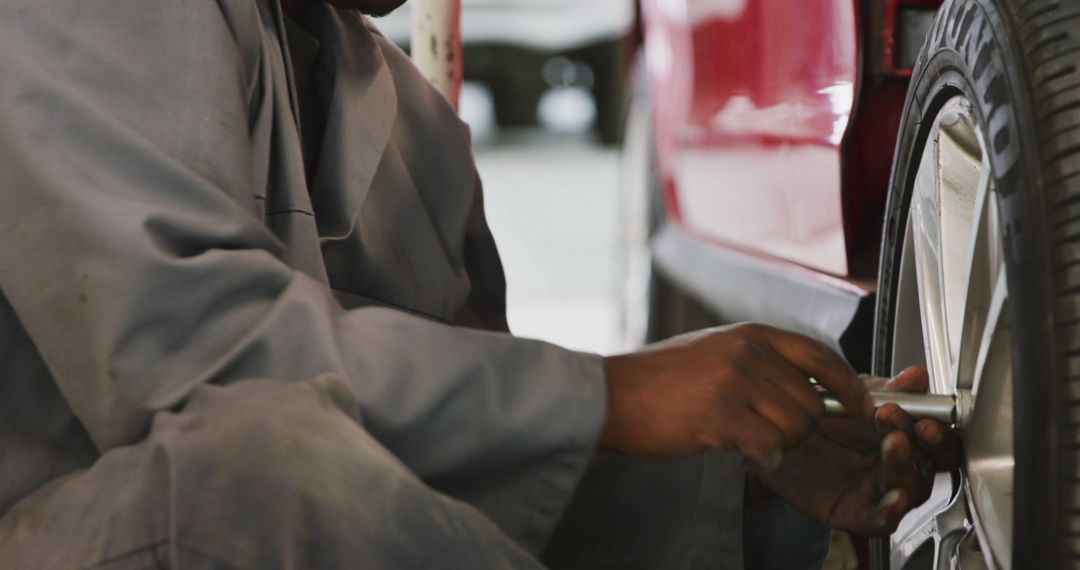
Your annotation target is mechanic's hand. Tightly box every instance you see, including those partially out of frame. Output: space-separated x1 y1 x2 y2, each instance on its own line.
752 367 962 537
599 323 872 468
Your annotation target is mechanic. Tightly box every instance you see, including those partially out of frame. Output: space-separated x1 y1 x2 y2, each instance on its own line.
0 0 957 568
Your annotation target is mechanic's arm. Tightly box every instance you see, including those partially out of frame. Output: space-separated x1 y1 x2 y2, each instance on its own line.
0 1 611 551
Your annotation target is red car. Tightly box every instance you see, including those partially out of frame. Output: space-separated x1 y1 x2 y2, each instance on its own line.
625 0 1080 568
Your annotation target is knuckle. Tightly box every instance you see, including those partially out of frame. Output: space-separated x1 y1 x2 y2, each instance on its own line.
695 416 734 450
786 408 813 433
808 342 837 366
732 322 762 337
721 368 762 398
717 380 756 413
699 431 730 450
739 322 774 337
727 339 761 362
780 424 806 447
691 421 717 447
762 429 784 452
704 375 737 404
798 411 817 437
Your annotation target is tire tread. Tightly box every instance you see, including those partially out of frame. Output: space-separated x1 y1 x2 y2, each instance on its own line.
1010 0 1080 564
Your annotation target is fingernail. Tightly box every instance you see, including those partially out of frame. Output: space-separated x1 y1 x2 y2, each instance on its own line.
882 433 898 455
878 489 902 509
922 424 944 445
863 392 876 418
882 433 909 462
761 450 782 472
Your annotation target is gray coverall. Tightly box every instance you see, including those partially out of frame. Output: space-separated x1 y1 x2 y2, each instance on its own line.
0 1 827 568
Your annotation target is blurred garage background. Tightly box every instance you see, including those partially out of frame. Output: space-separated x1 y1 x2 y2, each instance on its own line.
375 0 636 354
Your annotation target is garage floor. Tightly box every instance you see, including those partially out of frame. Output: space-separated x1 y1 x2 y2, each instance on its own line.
466 84 624 355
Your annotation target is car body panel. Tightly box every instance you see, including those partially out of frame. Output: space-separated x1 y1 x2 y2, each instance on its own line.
652 224 875 365
641 0 858 276
635 0 945 360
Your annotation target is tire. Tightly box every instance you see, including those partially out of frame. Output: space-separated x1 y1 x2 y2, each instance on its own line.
873 0 1080 568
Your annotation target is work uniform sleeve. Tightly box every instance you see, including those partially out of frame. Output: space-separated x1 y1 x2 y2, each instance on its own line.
0 0 606 552
543 454 830 570
543 451 749 570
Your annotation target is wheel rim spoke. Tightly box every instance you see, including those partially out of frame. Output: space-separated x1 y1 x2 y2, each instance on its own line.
968 264 1009 400
964 262 1012 568
910 124 951 394
951 147 998 393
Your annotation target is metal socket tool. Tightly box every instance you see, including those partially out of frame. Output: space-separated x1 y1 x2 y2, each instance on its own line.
817 386 961 425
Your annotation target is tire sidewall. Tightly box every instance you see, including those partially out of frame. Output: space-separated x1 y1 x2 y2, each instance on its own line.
872 0 1057 567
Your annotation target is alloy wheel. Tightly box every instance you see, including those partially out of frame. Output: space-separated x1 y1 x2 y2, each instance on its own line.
887 95 1014 570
